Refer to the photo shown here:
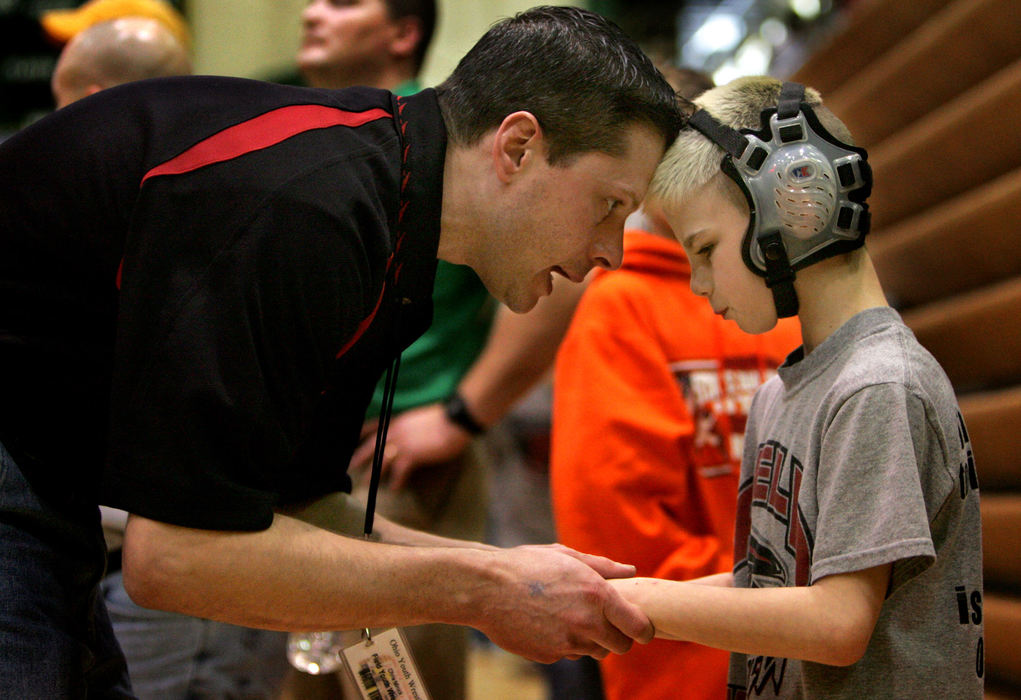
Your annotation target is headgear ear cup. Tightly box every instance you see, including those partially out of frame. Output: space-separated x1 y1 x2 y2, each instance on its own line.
687 81 872 318
772 151 837 240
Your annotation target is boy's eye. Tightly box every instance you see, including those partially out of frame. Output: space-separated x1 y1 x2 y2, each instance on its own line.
697 243 715 258
605 198 621 216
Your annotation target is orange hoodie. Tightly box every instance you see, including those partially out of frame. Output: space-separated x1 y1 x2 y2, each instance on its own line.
551 230 800 700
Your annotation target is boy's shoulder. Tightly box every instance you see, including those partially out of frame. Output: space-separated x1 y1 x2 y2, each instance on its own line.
776 307 961 422
839 308 953 400
801 307 947 390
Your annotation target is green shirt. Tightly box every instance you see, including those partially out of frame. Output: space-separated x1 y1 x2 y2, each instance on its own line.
367 80 496 416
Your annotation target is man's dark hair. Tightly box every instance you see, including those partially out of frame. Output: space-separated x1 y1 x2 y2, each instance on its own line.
383 0 437 75
435 6 683 164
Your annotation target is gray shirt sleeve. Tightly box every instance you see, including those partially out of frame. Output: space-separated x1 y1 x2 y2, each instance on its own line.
810 382 937 592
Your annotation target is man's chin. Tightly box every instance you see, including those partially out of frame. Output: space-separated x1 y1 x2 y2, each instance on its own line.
503 290 540 314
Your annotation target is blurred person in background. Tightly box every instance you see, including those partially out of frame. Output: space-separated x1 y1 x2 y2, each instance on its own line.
50 15 191 109
297 0 433 94
286 3 485 698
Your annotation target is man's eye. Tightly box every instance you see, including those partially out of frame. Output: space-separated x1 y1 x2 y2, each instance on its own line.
698 243 714 258
605 199 621 216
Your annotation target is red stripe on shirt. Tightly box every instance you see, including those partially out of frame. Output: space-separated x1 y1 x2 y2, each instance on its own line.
141 105 391 185
335 279 386 360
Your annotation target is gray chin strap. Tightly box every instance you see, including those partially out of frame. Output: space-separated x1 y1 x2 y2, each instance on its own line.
687 81 872 319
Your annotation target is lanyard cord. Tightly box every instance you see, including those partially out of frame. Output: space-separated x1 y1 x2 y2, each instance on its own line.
364 92 411 539
363 351 401 537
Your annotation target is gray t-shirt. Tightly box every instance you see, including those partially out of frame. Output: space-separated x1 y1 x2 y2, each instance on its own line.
728 307 983 699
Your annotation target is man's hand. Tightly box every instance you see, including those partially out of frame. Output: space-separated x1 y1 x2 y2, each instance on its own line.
471 544 654 664
349 403 472 489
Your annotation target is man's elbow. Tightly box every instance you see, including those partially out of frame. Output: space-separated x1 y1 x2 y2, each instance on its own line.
120 517 191 612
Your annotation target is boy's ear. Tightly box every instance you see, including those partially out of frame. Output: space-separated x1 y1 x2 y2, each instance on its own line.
491 111 544 184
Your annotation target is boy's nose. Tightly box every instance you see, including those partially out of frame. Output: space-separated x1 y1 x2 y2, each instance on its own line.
689 266 711 297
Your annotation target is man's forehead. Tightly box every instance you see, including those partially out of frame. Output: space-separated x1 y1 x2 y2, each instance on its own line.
609 130 666 186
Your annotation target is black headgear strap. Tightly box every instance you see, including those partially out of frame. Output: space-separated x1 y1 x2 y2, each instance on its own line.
686 82 806 318
776 80 804 120
754 230 800 318
688 109 747 160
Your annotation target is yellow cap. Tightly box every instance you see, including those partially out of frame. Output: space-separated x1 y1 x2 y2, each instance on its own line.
42 0 190 47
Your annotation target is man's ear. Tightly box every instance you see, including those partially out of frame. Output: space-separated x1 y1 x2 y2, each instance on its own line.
492 111 543 184
388 16 423 62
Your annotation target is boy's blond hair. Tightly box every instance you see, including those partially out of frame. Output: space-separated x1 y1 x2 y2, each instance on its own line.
650 76 853 210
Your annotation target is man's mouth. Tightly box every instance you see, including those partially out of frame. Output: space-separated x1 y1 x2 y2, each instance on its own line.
550 265 580 283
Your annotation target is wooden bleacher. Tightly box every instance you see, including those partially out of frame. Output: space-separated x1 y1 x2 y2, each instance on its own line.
791 0 1021 696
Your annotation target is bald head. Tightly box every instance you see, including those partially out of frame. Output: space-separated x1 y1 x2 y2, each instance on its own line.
51 17 191 108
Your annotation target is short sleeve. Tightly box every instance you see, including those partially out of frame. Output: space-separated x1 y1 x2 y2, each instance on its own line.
104 186 387 531
810 383 937 591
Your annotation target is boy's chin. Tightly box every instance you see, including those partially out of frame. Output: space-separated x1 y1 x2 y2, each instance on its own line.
736 315 780 335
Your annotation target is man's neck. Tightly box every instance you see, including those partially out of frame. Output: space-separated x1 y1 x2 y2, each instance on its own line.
437 140 495 269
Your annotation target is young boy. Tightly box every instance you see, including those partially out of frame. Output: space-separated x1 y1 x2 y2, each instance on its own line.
611 76 984 698
552 201 801 700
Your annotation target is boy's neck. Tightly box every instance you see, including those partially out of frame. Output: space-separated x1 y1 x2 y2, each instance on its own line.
794 248 890 354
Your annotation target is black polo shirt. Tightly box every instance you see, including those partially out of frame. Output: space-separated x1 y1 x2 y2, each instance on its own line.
0 76 444 530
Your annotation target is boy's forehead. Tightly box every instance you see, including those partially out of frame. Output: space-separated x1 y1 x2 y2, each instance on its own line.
663 182 749 243
661 200 705 250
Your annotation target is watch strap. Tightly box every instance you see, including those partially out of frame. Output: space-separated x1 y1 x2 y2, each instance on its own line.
443 391 485 435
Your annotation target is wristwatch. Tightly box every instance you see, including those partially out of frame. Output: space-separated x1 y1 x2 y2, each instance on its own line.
443 391 485 435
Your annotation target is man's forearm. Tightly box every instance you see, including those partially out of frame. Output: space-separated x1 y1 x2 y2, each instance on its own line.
373 513 497 549
121 512 491 631
121 512 655 663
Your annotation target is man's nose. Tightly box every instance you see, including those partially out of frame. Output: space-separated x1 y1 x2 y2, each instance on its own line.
590 228 624 271
301 1 321 23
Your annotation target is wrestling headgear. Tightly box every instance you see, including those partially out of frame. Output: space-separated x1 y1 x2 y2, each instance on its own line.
687 81 872 317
